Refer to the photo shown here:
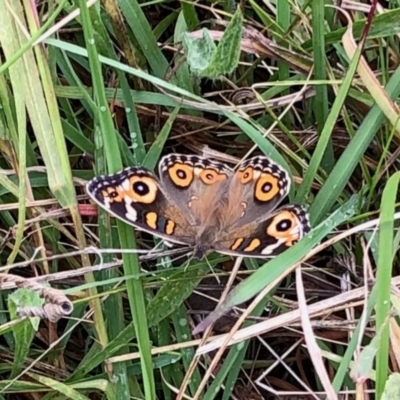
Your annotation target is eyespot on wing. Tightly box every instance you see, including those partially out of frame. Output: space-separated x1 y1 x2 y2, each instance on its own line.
167 162 194 188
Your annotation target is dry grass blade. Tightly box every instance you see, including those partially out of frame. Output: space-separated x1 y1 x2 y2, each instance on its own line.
340 5 400 136
295 267 338 400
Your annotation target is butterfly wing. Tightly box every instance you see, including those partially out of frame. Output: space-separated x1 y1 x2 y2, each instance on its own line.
158 154 233 226
214 155 309 257
86 167 196 245
221 155 291 228
214 204 311 257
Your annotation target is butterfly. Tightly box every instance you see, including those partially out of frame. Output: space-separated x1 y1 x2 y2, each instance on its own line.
86 154 311 259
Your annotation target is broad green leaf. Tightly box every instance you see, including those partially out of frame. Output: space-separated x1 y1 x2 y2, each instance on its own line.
375 171 400 397
182 8 243 78
182 29 216 75
8 288 43 377
350 323 383 381
382 373 400 400
203 8 243 78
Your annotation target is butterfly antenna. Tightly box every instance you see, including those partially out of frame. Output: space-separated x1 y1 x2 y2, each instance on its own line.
160 248 192 267
141 241 188 261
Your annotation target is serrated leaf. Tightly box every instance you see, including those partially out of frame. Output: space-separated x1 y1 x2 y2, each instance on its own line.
350 318 390 382
182 7 243 78
202 8 243 78
8 288 43 329
182 28 216 75
71 265 210 380
382 373 400 400
8 288 43 377
350 332 380 382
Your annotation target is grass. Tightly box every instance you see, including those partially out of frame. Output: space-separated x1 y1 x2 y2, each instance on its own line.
0 0 400 399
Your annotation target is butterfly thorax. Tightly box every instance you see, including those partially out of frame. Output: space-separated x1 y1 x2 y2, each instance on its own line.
192 223 222 259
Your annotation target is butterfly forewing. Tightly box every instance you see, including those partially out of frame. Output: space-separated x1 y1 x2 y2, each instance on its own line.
158 154 233 225
86 166 196 245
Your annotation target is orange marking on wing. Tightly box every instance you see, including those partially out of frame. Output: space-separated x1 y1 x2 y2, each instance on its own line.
168 163 194 187
165 220 176 235
230 237 244 251
243 238 261 252
255 173 280 202
237 166 254 184
199 169 228 185
266 211 298 246
126 176 158 204
145 211 158 229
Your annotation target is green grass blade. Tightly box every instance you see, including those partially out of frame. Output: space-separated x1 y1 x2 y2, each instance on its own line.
0 0 67 75
77 1 155 398
295 42 363 204
302 8 400 50
276 0 290 128
375 171 400 397
143 105 180 170
29 373 92 400
118 0 170 79
310 65 400 224
312 0 334 171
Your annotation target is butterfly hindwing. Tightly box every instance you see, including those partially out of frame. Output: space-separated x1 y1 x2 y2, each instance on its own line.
215 204 310 257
